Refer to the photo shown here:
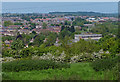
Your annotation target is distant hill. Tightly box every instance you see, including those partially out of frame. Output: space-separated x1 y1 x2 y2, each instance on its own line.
49 12 118 17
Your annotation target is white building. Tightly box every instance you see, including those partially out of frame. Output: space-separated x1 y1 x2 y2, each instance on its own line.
74 34 102 42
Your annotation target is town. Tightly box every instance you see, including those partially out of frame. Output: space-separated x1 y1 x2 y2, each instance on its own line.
1 13 118 49
1 12 119 80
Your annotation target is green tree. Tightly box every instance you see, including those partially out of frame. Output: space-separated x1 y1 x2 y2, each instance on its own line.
45 33 57 46
11 39 24 50
59 28 71 40
33 34 45 47
69 26 75 33
32 31 37 34
4 21 13 27
14 22 23 25
42 22 47 29
30 23 36 30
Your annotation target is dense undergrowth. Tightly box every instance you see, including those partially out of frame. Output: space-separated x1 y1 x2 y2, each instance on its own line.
2 59 70 72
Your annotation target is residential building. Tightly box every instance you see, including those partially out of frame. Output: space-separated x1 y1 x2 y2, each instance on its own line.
74 34 102 42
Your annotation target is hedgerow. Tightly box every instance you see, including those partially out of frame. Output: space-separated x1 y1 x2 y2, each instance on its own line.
2 59 70 72
91 56 119 71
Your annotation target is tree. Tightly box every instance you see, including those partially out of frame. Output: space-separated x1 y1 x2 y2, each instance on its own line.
14 22 23 25
101 37 120 55
61 26 65 31
33 34 45 47
11 39 24 50
69 26 75 33
45 33 57 46
42 22 47 29
64 21 71 25
72 18 84 26
32 31 37 34
4 21 13 27
59 28 71 40
30 23 36 30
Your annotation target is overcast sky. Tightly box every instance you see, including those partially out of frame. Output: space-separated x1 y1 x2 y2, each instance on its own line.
1 0 120 2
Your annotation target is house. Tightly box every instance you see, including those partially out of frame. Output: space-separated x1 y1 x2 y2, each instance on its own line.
3 32 16 36
54 37 61 46
9 40 13 43
99 20 106 23
8 25 22 28
84 24 94 27
18 29 30 34
43 38 48 43
74 26 82 30
36 25 42 29
6 28 17 32
24 44 28 48
32 28 41 34
5 40 10 45
30 38 34 43
74 34 102 42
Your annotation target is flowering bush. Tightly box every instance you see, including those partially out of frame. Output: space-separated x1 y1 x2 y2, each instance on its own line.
32 51 66 62
32 49 113 63
2 57 16 63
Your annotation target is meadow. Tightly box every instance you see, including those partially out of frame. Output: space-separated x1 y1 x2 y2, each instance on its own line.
3 62 118 80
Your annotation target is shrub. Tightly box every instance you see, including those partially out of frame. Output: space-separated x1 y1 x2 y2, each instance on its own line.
91 57 119 71
2 49 13 57
2 59 70 72
18 47 49 58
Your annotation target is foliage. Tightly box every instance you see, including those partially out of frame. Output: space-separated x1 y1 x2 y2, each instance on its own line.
45 46 64 55
61 25 75 33
4 21 13 27
64 20 71 25
19 47 47 57
33 34 45 47
3 63 118 80
42 22 47 29
32 31 36 34
2 59 70 72
59 28 71 40
14 22 23 25
72 17 91 26
2 36 15 42
11 39 24 50
91 57 119 71
65 39 100 56
44 32 57 46
2 49 13 57
99 37 120 55
90 22 118 36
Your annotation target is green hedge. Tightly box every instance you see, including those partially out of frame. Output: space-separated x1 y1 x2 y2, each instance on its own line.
2 59 70 72
91 57 119 71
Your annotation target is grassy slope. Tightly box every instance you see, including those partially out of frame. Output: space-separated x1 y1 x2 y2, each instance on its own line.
3 62 115 80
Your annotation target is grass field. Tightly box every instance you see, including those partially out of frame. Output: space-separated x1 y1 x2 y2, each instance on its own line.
2 62 117 80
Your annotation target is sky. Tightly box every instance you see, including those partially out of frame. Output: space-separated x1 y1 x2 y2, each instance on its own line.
1 0 120 2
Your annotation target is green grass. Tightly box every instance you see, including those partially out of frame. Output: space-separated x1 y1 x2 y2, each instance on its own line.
2 62 118 80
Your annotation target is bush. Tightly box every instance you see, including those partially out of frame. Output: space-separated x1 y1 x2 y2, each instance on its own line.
2 59 70 72
91 57 119 71
19 47 49 58
2 49 13 57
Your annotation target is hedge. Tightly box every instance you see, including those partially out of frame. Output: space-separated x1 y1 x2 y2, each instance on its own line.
2 59 70 72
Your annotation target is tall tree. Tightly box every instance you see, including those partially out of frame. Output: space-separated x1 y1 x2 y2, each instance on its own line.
11 39 24 50
42 22 47 29
69 26 75 33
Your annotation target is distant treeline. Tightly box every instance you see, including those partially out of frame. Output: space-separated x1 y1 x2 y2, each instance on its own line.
49 12 118 17
2 12 118 17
